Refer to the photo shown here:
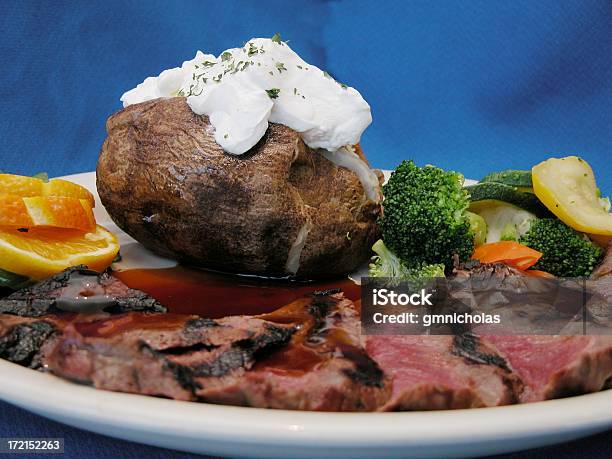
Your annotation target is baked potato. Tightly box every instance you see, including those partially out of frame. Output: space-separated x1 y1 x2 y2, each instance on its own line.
97 97 382 278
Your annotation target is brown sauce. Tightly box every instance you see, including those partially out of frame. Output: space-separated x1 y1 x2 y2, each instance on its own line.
48 266 363 375
73 312 191 338
253 296 362 375
113 266 361 318
254 344 323 376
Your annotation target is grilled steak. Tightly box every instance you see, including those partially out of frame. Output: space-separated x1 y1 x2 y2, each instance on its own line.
476 243 612 401
452 247 612 403
198 291 391 410
0 266 167 369
481 335 612 402
45 313 295 401
592 242 612 280
0 315 56 369
0 266 166 317
589 242 612 329
1 281 390 411
366 334 520 410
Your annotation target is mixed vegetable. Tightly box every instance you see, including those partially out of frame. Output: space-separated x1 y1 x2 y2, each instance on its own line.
370 156 610 280
369 239 445 284
377 160 474 272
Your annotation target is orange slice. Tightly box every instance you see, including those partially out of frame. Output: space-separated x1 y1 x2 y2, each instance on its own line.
0 174 43 197
0 225 119 280
44 179 95 207
0 195 33 227
0 195 95 231
0 174 95 207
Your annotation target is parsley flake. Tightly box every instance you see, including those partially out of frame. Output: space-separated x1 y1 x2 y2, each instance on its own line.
266 88 281 99
271 32 282 44
247 42 259 56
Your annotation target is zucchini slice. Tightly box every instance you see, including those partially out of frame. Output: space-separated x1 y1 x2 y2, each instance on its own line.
465 182 550 216
481 170 532 188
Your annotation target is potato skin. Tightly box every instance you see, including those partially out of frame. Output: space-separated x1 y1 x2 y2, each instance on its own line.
97 97 381 278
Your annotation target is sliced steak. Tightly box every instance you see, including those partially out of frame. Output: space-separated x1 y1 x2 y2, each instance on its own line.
0 266 167 370
592 241 612 280
0 266 167 317
198 291 391 411
45 313 294 401
469 243 612 402
0 315 57 369
42 291 390 411
366 334 520 410
589 242 612 328
481 335 612 401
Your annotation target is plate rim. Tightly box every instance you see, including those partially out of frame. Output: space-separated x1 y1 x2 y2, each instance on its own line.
1 358 611 456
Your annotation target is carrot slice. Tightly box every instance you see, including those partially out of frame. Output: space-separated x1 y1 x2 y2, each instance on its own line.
472 241 542 270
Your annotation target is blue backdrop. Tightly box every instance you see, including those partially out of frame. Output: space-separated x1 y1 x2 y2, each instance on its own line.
1 0 611 191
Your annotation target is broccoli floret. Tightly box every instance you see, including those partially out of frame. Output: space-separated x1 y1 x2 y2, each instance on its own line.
409 263 446 279
519 219 603 277
379 160 474 270
369 240 445 284
369 239 411 278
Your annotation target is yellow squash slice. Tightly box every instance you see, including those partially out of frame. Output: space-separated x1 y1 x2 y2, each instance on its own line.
532 156 612 236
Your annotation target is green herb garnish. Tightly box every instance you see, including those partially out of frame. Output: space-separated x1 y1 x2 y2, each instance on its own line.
266 88 281 99
271 33 282 44
247 43 259 56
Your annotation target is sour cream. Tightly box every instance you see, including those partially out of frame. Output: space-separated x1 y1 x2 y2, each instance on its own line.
120 36 372 156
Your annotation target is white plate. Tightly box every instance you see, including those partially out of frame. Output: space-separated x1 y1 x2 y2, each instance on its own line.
0 171 610 458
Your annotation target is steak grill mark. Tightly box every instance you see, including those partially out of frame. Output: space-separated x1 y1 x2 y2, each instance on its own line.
0 320 56 369
452 332 511 372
